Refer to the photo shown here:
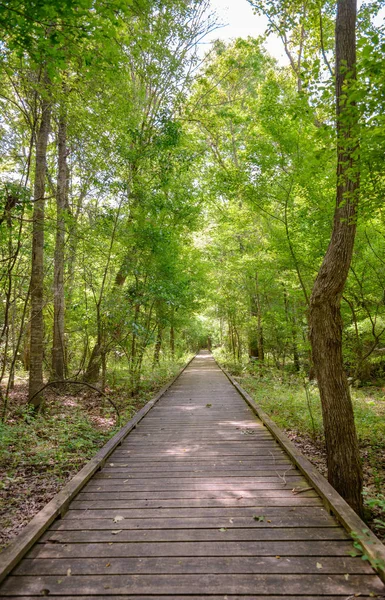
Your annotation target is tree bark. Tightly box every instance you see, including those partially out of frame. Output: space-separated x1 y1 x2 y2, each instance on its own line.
52 113 68 381
153 323 162 365
309 0 363 515
283 287 300 371
249 273 264 360
255 275 264 362
170 324 175 358
28 96 51 407
84 341 102 384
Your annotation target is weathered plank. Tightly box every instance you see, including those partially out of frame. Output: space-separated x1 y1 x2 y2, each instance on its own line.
77 488 318 499
95 465 299 482
5 597 380 600
90 472 303 481
27 539 355 559
14 555 372 576
62 506 328 520
38 526 349 544
2 573 383 596
70 497 322 509
103 461 293 470
83 479 307 490
50 515 339 530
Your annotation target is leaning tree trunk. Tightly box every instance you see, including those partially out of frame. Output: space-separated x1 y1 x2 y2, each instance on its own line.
52 113 68 381
28 97 51 408
309 0 363 515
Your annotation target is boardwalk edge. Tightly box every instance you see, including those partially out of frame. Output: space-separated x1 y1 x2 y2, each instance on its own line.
218 360 385 583
0 354 196 584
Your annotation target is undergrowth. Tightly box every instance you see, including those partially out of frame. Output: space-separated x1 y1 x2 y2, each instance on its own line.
0 353 191 550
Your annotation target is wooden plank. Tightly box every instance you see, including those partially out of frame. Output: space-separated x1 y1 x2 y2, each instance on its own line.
94 469 298 479
135 424 263 428
13 555 372 576
220 364 385 583
77 489 318 500
38 527 349 545
102 464 294 471
95 472 298 482
6 596 380 600
104 463 294 471
83 478 307 490
119 440 281 447
104 460 293 466
124 439 274 444
121 437 274 443
50 514 338 530
2 573 383 596
77 488 323 506
0 355 195 585
63 506 327 520
119 445 281 451
28 540 354 560
138 421 259 425
111 451 285 457
110 451 286 459
70 497 322 509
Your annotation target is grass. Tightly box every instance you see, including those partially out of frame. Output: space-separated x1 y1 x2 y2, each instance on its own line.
0 407 111 479
214 348 385 454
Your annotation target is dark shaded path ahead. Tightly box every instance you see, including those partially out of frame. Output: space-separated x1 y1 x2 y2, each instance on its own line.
1 351 384 598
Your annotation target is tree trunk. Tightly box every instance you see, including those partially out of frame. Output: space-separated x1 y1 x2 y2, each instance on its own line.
255 274 264 362
153 324 162 365
249 274 264 360
170 324 175 358
84 342 102 384
309 0 363 515
28 97 51 408
283 287 300 371
52 114 68 381
292 318 300 372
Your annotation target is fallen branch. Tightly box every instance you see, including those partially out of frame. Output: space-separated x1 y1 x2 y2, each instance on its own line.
292 486 313 495
28 380 120 425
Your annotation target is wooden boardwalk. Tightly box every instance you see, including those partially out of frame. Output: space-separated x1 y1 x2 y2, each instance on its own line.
1 351 384 598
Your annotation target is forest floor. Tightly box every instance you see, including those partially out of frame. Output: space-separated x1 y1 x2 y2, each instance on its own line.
225 363 385 543
0 357 189 551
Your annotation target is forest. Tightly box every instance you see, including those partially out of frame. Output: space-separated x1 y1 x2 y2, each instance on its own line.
0 0 384 554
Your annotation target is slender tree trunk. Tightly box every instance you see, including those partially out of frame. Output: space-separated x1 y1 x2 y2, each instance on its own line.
249 293 259 359
309 0 363 515
84 341 102 384
255 274 264 361
170 307 175 358
170 325 175 358
249 274 264 360
235 327 241 361
283 287 300 371
28 97 51 407
153 323 162 365
52 114 68 381
83 198 123 384
291 315 300 372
